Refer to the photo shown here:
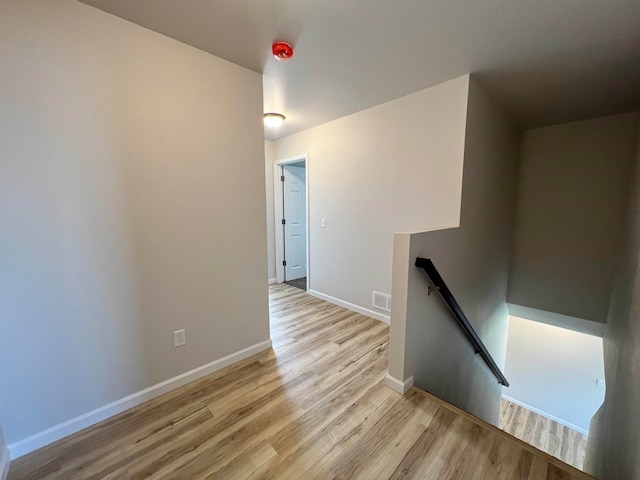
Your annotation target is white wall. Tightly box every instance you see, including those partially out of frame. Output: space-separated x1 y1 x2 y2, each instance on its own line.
0 0 269 454
504 316 605 434
0 423 8 480
586 112 640 480
274 76 469 316
508 113 637 323
265 140 276 282
389 78 520 425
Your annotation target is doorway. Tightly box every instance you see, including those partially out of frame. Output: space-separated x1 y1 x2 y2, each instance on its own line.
274 155 309 290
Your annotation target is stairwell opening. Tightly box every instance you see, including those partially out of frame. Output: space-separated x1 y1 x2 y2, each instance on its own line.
500 314 606 471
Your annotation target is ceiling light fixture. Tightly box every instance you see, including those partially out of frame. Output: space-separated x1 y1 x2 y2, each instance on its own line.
264 113 286 128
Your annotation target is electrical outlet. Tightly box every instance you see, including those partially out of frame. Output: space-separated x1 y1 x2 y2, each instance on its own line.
173 329 186 347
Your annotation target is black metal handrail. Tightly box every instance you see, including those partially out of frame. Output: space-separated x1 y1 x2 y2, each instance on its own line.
415 257 509 387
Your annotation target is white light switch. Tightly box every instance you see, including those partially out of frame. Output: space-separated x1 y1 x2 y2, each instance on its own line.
321 218 326 228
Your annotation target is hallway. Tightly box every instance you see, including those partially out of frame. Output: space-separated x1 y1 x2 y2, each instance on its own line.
9 284 593 479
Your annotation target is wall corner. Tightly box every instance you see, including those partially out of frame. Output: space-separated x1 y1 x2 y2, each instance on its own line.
384 373 415 394
387 233 413 383
0 424 9 480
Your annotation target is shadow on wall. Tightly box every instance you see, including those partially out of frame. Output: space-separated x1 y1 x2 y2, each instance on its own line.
1 423 9 480
585 113 640 480
410 249 506 424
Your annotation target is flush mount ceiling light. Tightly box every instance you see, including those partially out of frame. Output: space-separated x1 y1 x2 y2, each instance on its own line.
264 113 286 128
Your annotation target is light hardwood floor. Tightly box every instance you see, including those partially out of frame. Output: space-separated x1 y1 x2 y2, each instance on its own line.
8 284 595 479
500 399 588 472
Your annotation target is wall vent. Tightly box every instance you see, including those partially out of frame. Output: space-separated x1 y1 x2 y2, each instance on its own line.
372 291 391 312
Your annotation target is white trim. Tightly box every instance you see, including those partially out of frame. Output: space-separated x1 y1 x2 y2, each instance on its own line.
384 373 414 394
268 278 277 285
274 154 310 288
8 339 273 459
502 395 589 436
0 444 9 480
308 289 390 324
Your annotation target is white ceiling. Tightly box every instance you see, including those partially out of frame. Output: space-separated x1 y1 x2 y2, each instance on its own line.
80 0 640 140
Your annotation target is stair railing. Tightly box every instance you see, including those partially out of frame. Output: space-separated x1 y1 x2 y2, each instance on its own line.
415 257 509 387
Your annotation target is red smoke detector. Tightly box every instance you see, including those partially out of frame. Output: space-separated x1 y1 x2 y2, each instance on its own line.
272 41 293 60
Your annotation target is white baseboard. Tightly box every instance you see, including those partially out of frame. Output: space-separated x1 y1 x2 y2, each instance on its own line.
384 373 414 394
502 395 588 436
308 289 390 324
268 278 277 285
0 444 9 480
8 339 273 459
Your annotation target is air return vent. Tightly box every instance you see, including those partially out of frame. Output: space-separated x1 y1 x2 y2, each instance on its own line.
372 291 391 312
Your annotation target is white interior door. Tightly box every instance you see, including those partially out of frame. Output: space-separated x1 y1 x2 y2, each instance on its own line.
283 165 307 281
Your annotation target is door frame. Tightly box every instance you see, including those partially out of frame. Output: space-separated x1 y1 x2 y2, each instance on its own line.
274 154 310 288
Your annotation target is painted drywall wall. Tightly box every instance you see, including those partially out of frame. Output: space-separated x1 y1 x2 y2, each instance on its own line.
507 303 605 337
274 75 469 316
265 140 276 282
585 112 640 480
0 423 9 480
0 0 269 450
504 316 605 434
389 78 520 425
508 113 637 323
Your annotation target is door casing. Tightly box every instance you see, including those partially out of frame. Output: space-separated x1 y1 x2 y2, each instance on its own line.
274 154 310 287
282 164 307 281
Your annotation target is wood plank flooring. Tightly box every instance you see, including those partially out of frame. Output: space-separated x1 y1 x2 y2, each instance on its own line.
500 399 588 472
8 284 595 479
